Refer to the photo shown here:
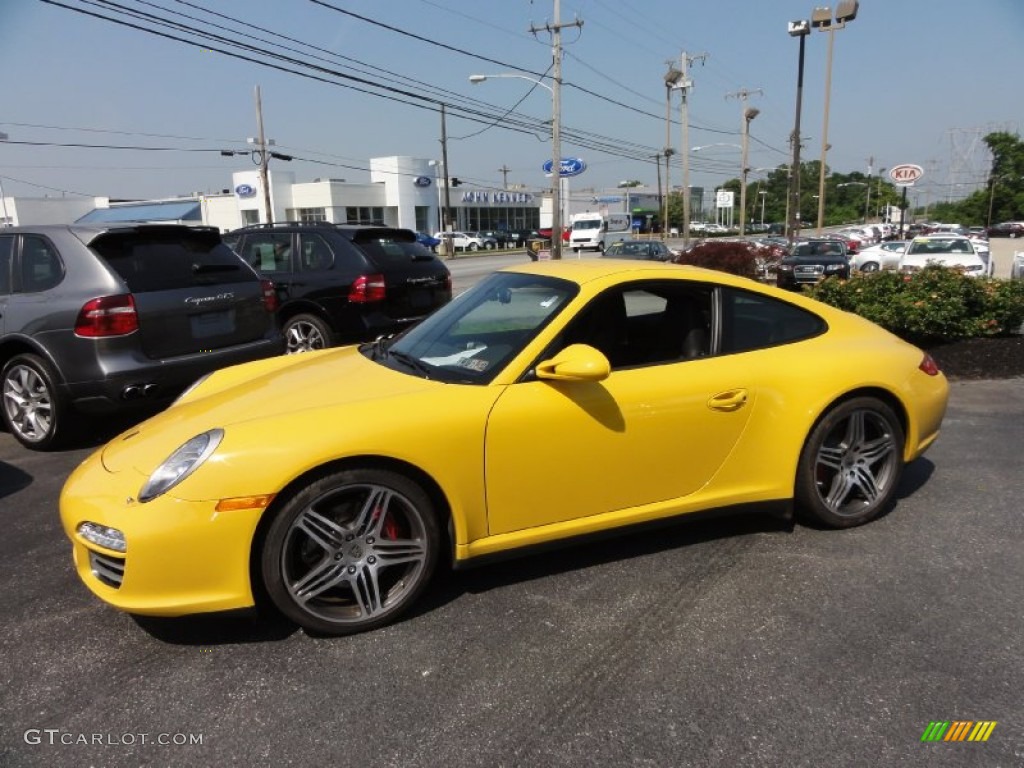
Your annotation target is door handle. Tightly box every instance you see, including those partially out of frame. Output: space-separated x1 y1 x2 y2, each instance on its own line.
707 389 748 412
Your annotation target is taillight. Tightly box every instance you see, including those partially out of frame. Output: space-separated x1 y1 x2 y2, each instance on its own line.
260 279 279 313
348 273 386 303
74 294 139 337
919 353 941 376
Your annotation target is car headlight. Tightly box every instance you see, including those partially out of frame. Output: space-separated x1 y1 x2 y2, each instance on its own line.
777 264 794 272
139 429 224 503
825 263 845 272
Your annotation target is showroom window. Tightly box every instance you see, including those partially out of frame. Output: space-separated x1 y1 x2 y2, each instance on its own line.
292 208 327 224
346 206 384 225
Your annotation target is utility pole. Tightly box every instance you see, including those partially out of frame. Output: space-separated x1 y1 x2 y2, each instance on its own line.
726 87 762 237
678 52 706 247
439 104 454 259
531 1 582 259
497 164 511 190
253 85 273 224
654 153 663 232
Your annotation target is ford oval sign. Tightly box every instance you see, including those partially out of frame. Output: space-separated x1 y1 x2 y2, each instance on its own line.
542 157 587 178
234 183 255 197
413 175 432 188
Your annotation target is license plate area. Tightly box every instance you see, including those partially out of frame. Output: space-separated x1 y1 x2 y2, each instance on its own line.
191 309 235 338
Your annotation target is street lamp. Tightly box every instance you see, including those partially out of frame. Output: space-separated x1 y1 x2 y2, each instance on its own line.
787 18 811 243
759 190 768 227
470 72 564 258
812 0 859 234
739 107 760 237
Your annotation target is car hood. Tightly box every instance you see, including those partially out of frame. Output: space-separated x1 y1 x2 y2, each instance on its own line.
99 347 443 474
901 253 982 268
781 254 848 265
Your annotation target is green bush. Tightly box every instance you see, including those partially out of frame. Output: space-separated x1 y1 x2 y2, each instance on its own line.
806 267 1024 344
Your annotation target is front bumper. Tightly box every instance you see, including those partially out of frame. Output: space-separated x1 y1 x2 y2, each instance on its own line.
60 450 265 617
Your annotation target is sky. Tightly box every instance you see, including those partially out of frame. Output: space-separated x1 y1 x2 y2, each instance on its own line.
1 0 1022 210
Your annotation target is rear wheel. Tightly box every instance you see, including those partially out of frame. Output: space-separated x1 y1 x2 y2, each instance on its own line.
469 242 479 252
1 353 70 451
283 314 332 354
261 468 440 636
859 261 880 272
795 397 904 528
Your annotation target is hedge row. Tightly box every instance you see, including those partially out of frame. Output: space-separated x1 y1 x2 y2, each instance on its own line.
806 268 1024 344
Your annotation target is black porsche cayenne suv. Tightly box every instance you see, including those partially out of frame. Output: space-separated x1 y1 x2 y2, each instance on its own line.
223 224 452 354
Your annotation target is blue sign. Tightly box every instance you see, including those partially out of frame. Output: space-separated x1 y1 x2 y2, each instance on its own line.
594 195 622 203
413 175 432 187
542 157 587 178
234 184 255 197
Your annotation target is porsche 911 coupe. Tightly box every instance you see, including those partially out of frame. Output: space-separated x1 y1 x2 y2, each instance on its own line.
60 261 949 636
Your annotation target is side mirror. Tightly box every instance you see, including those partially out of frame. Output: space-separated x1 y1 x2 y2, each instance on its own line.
535 344 611 382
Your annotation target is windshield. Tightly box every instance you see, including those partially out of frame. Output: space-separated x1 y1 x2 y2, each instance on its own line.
376 271 578 384
573 220 601 231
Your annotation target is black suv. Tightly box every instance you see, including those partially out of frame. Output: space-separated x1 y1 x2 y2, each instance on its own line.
0 224 283 450
223 224 452 353
775 238 851 290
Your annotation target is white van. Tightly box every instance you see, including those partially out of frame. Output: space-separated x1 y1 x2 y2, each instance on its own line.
569 212 633 252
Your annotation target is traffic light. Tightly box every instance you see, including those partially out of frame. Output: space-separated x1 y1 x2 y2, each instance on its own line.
450 177 462 187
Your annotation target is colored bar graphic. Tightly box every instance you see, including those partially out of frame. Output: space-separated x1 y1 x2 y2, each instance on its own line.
921 721 996 742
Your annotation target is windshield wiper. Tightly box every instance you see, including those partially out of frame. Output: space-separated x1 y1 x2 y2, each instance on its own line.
388 349 433 378
367 334 394 360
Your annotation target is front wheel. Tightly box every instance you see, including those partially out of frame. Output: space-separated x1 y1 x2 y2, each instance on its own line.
795 397 904 528
469 243 479 252
859 261 880 272
261 468 441 636
1 353 71 451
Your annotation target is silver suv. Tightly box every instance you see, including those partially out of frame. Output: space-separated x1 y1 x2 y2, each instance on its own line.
0 224 284 449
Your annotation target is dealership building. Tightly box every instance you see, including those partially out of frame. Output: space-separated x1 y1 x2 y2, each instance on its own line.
1 154 699 233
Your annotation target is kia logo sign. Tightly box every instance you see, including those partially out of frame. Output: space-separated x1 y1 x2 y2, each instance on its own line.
542 157 587 178
413 176 432 188
234 184 256 197
889 164 924 187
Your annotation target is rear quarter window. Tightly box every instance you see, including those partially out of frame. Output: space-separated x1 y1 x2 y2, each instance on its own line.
90 231 257 292
722 288 826 354
354 235 440 268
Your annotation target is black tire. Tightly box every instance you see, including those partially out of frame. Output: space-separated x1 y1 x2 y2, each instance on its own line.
283 313 332 354
1 353 70 451
795 397 904 529
261 468 440 636
859 261 880 272
469 243 479 252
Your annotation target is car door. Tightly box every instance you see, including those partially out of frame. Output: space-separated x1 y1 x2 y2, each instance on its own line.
483 281 755 535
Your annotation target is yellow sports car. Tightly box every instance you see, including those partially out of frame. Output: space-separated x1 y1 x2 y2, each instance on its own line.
60 261 949 636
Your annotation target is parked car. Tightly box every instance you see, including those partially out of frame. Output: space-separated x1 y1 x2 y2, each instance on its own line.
432 231 492 251
60 260 949 636
224 224 452 354
0 224 283 450
415 231 441 250
1012 250 1024 280
775 238 851 290
851 240 908 272
478 230 517 248
602 239 675 261
898 235 990 277
987 221 1024 239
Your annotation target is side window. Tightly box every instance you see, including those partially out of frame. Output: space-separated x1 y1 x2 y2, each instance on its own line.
238 233 292 274
0 235 13 294
297 233 335 272
19 235 64 293
721 287 826 354
558 282 712 369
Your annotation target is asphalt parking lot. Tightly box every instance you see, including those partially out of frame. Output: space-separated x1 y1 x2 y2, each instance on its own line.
0 378 1021 767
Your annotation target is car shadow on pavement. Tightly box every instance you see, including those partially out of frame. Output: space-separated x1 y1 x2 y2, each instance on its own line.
418 508 794 609
0 460 33 500
130 609 299 646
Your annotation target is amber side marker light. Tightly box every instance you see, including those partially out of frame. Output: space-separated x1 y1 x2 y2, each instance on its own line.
215 495 275 512
919 354 941 376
